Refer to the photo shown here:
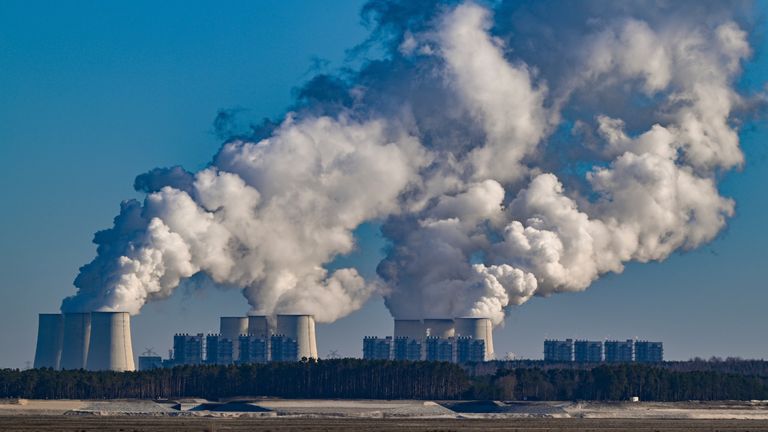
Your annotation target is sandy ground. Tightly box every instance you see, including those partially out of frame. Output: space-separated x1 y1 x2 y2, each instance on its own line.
1 398 768 420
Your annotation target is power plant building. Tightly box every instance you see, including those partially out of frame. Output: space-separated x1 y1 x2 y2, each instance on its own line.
238 335 269 363
635 341 664 363
604 339 635 362
276 314 317 360
544 339 574 362
60 312 92 370
393 337 422 361
219 317 248 361
456 337 485 363
33 313 63 369
270 335 299 362
425 337 454 362
363 336 393 360
205 334 234 365
574 340 604 362
173 333 204 365
86 311 136 372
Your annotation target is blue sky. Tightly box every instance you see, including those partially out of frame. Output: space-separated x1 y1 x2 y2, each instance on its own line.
0 1 766 368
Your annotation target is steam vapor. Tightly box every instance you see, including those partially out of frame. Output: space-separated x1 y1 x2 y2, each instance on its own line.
62 0 760 326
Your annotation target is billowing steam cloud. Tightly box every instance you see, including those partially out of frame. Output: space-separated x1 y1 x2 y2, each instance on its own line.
63 0 760 325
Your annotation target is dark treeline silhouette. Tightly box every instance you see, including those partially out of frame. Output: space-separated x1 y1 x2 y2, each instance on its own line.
2 360 767 401
467 364 768 401
464 359 768 378
0 359 468 400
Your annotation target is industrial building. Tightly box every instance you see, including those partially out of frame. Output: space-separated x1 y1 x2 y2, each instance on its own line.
34 312 136 372
173 333 204 365
604 339 635 362
574 340 604 362
544 339 574 362
635 341 664 363
544 339 662 363
363 336 393 360
363 317 494 363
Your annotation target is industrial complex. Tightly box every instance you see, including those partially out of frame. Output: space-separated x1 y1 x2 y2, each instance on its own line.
544 339 664 363
363 317 495 363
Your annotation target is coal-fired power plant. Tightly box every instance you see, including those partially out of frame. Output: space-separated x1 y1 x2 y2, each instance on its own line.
384 317 495 362
86 312 136 372
276 314 318 360
33 314 63 369
35 311 135 371
60 312 91 370
454 317 495 360
219 316 248 361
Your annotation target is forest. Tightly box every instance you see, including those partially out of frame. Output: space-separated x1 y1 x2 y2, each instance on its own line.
1 359 767 401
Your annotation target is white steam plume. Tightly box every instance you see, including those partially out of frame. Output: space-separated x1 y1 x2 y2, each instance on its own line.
63 0 759 327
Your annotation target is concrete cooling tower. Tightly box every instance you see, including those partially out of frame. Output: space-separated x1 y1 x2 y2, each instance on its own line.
454 317 494 360
86 312 135 371
393 319 425 339
220 316 248 360
33 313 63 369
423 319 455 338
247 315 270 338
276 314 318 359
60 312 91 370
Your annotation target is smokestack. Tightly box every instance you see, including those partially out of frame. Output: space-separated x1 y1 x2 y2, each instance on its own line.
86 312 135 371
220 316 248 360
276 314 318 359
394 319 425 339
423 318 455 338
33 313 63 369
454 317 494 360
60 313 91 370
247 315 270 338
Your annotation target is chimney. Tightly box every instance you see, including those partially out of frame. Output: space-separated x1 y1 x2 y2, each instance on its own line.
423 318 455 338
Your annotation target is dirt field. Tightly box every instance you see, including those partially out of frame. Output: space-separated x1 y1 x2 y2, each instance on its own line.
1 416 768 432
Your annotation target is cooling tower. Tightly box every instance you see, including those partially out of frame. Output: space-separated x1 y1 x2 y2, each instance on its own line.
220 316 248 360
33 313 63 369
247 315 270 338
423 319 455 338
454 317 494 360
60 312 91 370
276 314 318 359
394 319 425 339
86 312 135 371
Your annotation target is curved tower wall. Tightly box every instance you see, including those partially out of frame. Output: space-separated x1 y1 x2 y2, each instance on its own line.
220 317 248 360
60 313 91 370
454 317 494 360
86 312 135 371
276 314 318 359
33 313 63 369
247 315 270 338
393 319 425 340
423 319 455 338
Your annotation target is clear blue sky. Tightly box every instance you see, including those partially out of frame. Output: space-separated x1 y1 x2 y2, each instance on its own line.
0 1 766 368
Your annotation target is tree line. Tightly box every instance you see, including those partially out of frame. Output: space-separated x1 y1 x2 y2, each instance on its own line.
1 360 767 401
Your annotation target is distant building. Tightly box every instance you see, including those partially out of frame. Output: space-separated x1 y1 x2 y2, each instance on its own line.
393 337 423 361
456 337 485 363
205 334 234 365
635 341 663 363
238 335 269 363
574 340 603 362
173 333 204 365
544 339 574 362
425 337 453 362
271 335 299 362
363 336 393 360
604 339 634 362
138 356 163 371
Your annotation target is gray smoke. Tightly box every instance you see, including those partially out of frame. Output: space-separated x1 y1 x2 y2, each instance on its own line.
62 0 760 326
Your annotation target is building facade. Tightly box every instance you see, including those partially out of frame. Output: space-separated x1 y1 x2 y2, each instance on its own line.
635 341 664 362
363 336 393 360
604 339 635 362
544 339 574 362
574 340 604 362
173 334 204 365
